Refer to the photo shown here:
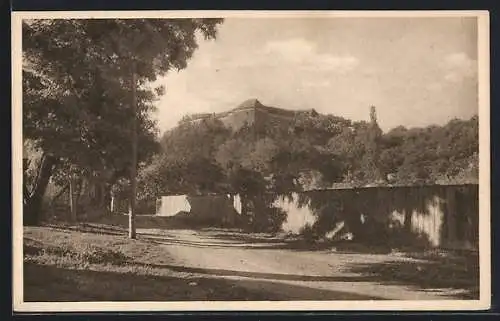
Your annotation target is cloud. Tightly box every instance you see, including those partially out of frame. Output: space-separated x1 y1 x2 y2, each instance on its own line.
425 53 477 93
442 52 477 83
153 19 478 135
240 38 361 73
303 80 332 88
264 38 316 62
427 82 443 92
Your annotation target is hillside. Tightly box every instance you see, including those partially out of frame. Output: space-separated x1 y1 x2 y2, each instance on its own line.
151 98 479 198
179 98 316 132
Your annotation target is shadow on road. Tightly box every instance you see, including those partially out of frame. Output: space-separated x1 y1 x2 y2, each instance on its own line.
24 263 384 301
140 232 395 254
347 252 480 300
44 223 128 237
132 261 370 283
139 234 291 250
45 217 397 254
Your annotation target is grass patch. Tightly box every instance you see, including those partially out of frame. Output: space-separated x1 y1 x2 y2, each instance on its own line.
24 242 129 267
23 225 270 301
23 225 294 301
24 225 177 267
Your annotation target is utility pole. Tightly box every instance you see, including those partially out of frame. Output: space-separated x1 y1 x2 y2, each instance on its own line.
129 59 137 239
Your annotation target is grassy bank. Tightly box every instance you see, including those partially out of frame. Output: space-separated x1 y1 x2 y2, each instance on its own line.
23 225 289 301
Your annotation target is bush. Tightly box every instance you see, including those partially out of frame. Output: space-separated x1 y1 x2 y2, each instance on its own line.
76 245 129 265
136 198 157 214
246 205 288 233
266 206 288 233
24 242 129 266
299 223 320 244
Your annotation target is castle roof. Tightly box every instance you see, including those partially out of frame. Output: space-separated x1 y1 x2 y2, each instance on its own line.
236 98 264 109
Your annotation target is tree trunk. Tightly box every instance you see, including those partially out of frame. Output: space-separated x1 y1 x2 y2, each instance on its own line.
129 60 138 239
24 154 57 226
253 195 267 232
404 209 413 232
103 184 112 212
69 178 77 222
94 179 104 207
75 177 85 213
49 183 69 207
23 159 30 205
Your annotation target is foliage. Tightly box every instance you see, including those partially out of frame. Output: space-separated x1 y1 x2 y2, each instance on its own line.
139 118 231 197
23 139 44 193
23 18 223 176
141 101 478 231
22 18 224 223
380 116 479 185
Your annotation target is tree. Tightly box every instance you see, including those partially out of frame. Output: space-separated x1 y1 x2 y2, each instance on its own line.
160 117 231 161
22 18 224 225
327 121 376 185
372 115 479 186
139 117 231 197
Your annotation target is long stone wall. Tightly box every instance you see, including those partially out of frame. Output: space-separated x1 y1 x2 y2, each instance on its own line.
157 184 479 250
273 184 479 250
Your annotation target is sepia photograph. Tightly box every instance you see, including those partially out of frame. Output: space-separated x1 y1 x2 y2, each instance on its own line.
12 10 490 312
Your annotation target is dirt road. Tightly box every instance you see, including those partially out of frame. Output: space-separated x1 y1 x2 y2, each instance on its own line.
135 227 469 300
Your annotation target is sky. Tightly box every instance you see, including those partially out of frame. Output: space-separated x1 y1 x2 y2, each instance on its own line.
152 16 478 133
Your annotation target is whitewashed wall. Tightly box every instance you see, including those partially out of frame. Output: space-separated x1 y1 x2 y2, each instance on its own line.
273 193 317 234
156 195 191 216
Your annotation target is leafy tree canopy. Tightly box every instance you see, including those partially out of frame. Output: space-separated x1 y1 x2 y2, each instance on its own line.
22 18 224 224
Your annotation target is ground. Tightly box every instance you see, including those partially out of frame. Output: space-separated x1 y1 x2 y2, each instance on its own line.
23 214 479 302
